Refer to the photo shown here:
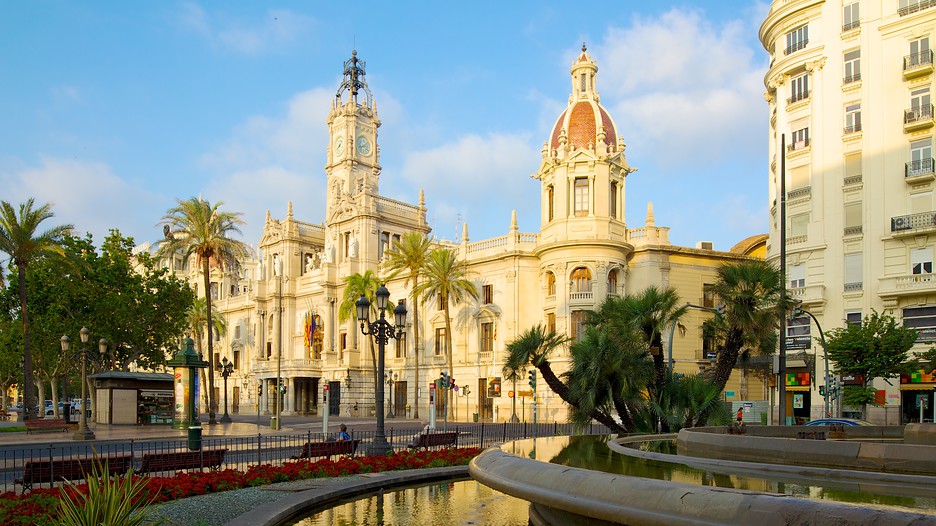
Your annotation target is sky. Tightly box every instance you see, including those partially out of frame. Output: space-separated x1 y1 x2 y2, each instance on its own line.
0 1 772 254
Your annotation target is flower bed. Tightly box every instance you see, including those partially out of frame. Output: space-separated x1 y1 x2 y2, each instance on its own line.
0 447 482 526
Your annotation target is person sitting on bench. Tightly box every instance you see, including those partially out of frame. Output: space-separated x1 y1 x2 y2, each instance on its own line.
337 423 351 441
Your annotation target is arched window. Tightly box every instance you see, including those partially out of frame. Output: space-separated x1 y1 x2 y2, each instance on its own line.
546 272 556 295
547 186 554 222
571 267 592 293
608 269 619 296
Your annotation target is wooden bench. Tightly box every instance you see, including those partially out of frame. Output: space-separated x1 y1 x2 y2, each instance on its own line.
15 455 134 491
25 418 69 433
138 449 227 474
408 431 458 450
290 439 360 460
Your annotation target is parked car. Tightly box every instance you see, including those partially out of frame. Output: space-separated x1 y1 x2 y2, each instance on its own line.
803 418 873 426
44 401 66 416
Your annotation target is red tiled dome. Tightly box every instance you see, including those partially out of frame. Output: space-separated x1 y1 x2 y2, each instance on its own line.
549 101 617 151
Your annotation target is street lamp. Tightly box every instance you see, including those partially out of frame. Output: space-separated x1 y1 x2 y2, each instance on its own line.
386 370 397 418
64 327 94 440
218 356 234 423
357 285 407 455
790 303 831 418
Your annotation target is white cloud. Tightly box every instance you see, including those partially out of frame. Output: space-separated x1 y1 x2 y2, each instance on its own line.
0 157 163 245
177 3 312 56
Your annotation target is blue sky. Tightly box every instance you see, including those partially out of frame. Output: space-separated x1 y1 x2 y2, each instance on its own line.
1 1 771 253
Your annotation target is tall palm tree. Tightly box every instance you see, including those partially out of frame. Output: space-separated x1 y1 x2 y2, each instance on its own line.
0 199 72 420
415 247 477 418
186 297 226 415
158 197 251 425
383 231 430 418
338 271 381 397
503 324 569 424
707 260 786 395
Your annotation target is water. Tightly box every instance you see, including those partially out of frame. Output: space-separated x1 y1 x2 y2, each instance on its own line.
293 479 528 526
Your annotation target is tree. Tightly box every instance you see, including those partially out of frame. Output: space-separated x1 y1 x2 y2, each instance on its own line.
0 199 72 419
384 231 430 418
187 297 226 414
338 271 381 397
158 197 251 425
503 324 569 424
415 247 478 418
826 310 918 416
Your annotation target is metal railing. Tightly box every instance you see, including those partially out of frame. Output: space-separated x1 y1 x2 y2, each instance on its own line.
904 104 934 124
787 138 810 151
786 90 810 104
903 50 934 70
784 39 808 55
891 209 936 232
843 123 862 134
842 20 860 31
843 72 861 84
0 422 612 494
899 0 936 16
905 158 935 177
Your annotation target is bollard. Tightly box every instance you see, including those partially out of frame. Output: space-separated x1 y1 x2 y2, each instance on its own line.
187 426 203 451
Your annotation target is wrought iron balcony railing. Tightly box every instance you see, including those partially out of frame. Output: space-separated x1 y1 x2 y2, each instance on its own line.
784 39 808 55
904 104 934 124
906 157 935 177
904 50 934 70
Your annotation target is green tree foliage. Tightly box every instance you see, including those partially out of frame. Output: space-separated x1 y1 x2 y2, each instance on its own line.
826 310 918 412
0 199 72 419
384 231 431 418
187 296 226 413
158 197 251 425
339 271 382 394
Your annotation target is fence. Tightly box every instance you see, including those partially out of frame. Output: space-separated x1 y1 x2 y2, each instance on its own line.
0 421 611 494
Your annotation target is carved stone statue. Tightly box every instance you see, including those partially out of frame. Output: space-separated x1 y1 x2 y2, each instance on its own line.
324 239 334 264
348 235 359 258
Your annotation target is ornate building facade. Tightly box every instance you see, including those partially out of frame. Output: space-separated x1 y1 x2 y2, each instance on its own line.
761 0 936 423
161 47 766 422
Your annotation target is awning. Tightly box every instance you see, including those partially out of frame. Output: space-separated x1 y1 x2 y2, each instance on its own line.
900 383 936 391
785 386 810 392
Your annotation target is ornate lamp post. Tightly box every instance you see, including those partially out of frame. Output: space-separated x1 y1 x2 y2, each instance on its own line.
63 327 94 440
386 370 396 418
357 285 406 455
218 356 234 423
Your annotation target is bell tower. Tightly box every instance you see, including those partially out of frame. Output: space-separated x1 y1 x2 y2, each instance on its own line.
325 50 381 223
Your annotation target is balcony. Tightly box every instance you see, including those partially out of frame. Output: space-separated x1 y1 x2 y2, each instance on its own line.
843 73 861 84
787 186 811 200
844 123 862 134
891 209 936 235
843 174 862 186
787 138 810 152
899 0 936 16
903 50 934 79
787 284 826 306
842 20 860 32
905 158 936 182
904 104 934 132
786 91 810 105
569 291 594 304
844 225 863 236
878 273 936 300
844 282 863 293
784 39 808 55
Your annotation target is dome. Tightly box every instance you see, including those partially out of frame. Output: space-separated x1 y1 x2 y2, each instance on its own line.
549 101 617 151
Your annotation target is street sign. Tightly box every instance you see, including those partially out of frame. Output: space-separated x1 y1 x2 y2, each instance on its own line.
725 391 735 398
518 390 533 397
508 390 515 398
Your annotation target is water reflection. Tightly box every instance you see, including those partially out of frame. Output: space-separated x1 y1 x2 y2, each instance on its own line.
504 435 936 512
293 480 529 526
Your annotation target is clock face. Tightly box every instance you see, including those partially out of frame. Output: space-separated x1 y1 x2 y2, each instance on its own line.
334 137 344 155
356 136 371 156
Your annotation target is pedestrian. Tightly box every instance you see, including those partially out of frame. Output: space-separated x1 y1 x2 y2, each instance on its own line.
736 407 744 424
337 423 351 441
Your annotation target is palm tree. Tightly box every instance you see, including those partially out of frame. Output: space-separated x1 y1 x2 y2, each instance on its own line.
0 199 72 420
707 260 786 395
338 271 381 398
383 232 430 418
158 197 251 425
503 324 568 423
415 247 477 417
186 297 226 415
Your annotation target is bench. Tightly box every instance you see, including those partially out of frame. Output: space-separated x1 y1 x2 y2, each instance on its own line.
138 449 227 474
25 418 69 433
290 439 360 460
15 455 134 492
408 431 458 450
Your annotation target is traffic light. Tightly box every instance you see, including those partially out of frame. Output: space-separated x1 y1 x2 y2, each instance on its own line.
528 369 536 389
450 377 455 389
819 385 826 396
440 372 449 388
258 384 263 396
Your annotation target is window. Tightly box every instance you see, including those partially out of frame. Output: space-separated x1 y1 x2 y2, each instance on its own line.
234 325 241 340
901 0 936 17
571 310 587 341
580 73 586 92
844 50 860 83
790 213 809 238
844 253 863 291
785 25 808 55
547 186 554 221
702 284 715 308
210 282 219 301
846 312 862 327
844 103 861 133
790 127 810 150
912 247 933 275
571 267 592 293
546 272 556 296
789 165 809 191
909 87 932 123
379 232 390 259
339 332 347 351
482 284 493 304
434 328 447 355
789 74 809 103
395 332 406 359
786 316 811 350
437 293 446 311
845 152 862 181
609 182 618 219
233 350 240 370
788 264 806 288
573 178 589 217
903 306 936 342
214 353 221 368
608 269 619 296
843 2 860 31
844 202 862 235
480 322 494 354
266 341 272 359
910 139 933 176
546 312 556 333
908 37 932 68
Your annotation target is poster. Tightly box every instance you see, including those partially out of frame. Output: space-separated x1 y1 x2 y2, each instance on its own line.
793 394 804 409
